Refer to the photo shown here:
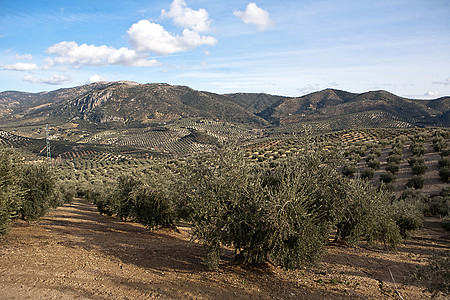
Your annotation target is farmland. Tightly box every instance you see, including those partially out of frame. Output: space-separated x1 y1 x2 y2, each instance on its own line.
1 83 449 299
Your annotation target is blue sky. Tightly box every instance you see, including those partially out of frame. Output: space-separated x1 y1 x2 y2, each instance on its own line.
1 0 449 98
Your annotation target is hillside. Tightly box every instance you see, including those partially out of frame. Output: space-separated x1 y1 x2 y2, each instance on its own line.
256 89 449 127
1 84 449 132
0 81 268 129
0 83 449 159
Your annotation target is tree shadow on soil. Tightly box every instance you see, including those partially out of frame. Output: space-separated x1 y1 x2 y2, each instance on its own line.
41 199 359 299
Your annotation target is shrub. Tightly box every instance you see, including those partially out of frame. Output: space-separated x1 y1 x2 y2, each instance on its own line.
380 171 396 183
367 158 381 170
387 154 402 164
411 143 426 156
427 188 450 217
0 149 23 234
382 182 396 193
366 154 378 162
408 156 424 166
335 180 401 248
399 188 426 202
427 196 449 217
433 138 447 152
391 199 424 238
439 157 450 168
361 168 375 180
371 148 382 157
412 161 428 175
443 215 450 231
385 162 399 174
389 148 402 156
342 164 357 178
19 164 57 221
185 148 344 268
441 149 450 157
96 170 178 228
406 175 424 189
439 166 450 182
185 146 402 268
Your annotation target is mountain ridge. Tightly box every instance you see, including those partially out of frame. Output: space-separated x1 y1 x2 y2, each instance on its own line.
0 82 449 131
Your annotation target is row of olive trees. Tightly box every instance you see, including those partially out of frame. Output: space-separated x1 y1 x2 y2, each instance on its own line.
0 148 71 234
92 145 413 269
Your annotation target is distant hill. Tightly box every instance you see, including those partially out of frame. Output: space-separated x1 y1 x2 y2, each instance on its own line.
0 81 268 128
0 83 448 133
225 93 287 114
254 89 449 128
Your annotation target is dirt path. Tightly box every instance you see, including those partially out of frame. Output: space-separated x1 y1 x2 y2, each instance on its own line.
1 199 448 299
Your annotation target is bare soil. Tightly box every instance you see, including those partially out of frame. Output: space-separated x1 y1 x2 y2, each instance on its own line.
1 199 449 299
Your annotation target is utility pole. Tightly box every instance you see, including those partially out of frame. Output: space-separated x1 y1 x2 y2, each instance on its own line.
46 124 52 171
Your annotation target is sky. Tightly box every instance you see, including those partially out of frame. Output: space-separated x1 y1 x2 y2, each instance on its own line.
0 0 449 99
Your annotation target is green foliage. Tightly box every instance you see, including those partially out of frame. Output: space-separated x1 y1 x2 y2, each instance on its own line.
385 162 399 174
391 199 424 238
1 148 65 233
367 158 381 170
95 169 177 228
439 166 450 182
184 146 346 268
360 167 375 180
412 161 428 175
432 137 447 152
408 156 424 166
443 215 450 231
335 180 401 248
427 188 450 217
183 145 402 268
389 147 402 156
439 157 450 168
0 149 23 233
410 143 426 156
342 164 357 178
387 154 402 164
380 171 396 184
399 188 427 202
406 175 424 189
19 164 57 220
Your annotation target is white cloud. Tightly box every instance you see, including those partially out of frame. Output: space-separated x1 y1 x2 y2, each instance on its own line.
23 74 73 85
432 77 450 86
127 20 217 56
424 90 440 97
46 41 158 67
15 54 33 60
297 84 321 95
161 0 212 32
2 62 39 71
88 74 107 83
234 3 273 32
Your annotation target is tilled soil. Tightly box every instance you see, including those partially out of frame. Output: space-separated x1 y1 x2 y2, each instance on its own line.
1 199 448 299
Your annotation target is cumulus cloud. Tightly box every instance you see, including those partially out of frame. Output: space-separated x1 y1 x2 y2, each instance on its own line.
40 1 216 69
161 0 212 32
15 54 33 60
432 77 450 86
23 74 73 85
234 2 273 32
128 20 217 56
2 62 39 71
88 74 107 83
424 91 440 97
46 41 158 67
